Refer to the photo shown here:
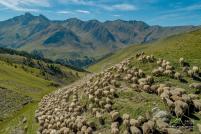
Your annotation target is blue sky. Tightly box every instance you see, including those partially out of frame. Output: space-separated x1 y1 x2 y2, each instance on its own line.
0 0 201 26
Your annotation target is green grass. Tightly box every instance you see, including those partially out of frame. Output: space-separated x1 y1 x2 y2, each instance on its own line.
0 54 86 133
0 103 39 134
113 89 167 118
0 61 56 134
0 61 54 100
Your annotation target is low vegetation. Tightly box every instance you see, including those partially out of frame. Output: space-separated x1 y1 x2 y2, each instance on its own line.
0 50 87 134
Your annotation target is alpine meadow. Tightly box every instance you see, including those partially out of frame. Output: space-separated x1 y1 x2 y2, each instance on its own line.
0 0 201 134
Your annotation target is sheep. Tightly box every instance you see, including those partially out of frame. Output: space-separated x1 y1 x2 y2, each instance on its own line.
138 78 147 85
130 119 140 127
161 62 167 68
63 127 70 134
181 94 191 103
166 128 182 134
150 85 158 93
188 94 199 100
111 127 119 134
123 119 130 128
189 83 201 89
197 123 201 133
152 68 163 76
174 100 188 117
192 66 199 74
131 77 138 84
110 111 120 121
174 88 186 95
182 66 190 73
111 122 119 128
130 126 142 134
96 113 104 125
163 70 174 77
142 120 155 134
174 72 183 80
187 70 194 77
193 100 201 111
155 119 169 132
170 95 181 102
122 114 130 120
179 57 184 66
146 75 154 84
143 85 151 93
138 69 145 78
87 121 96 129
174 105 184 117
131 84 139 91
81 125 87 132
160 90 170 100
137 116 146 125
88 94 94 102
170 88 185 97
86 127 93 134
157 86 170 95
104 104 112 112
50 129 57 134
165 98 174 111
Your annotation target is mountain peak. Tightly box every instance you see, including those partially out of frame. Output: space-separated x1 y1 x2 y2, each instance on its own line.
66 18 83 23
24 12 34 17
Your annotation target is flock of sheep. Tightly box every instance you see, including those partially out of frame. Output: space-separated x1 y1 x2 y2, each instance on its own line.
35 52 201 134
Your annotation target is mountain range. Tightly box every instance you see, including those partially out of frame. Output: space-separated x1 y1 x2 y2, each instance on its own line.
0 13 199 66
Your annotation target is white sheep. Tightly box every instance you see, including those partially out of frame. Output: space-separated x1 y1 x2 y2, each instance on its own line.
189 83 201 89
192 66 199 74
130 126 142 134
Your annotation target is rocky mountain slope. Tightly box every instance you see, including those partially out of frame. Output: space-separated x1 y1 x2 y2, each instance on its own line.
0 13 198 63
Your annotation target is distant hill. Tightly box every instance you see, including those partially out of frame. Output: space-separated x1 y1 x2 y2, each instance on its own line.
0 13 198 67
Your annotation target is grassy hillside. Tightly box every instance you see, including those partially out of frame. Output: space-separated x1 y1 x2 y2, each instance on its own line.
88 28 201 72
36 28 201 133
0 51 86 134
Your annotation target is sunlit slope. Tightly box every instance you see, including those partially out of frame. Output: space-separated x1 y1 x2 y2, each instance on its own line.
0 61 55 134
0 52 86 134
88 28 201 72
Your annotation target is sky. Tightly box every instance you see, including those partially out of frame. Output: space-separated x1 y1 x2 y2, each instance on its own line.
0 0 201 26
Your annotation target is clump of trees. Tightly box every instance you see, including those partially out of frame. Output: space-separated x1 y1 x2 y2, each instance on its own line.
55 56 95 69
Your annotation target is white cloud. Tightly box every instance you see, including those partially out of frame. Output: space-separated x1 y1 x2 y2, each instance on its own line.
101 3 137 11
57 10 73 14
76 10 90 14
58 0 95 6
112 4 136 11
0 0 50 12
113 14 121 17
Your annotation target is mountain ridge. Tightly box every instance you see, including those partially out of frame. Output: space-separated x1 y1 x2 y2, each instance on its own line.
0 13 199 67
